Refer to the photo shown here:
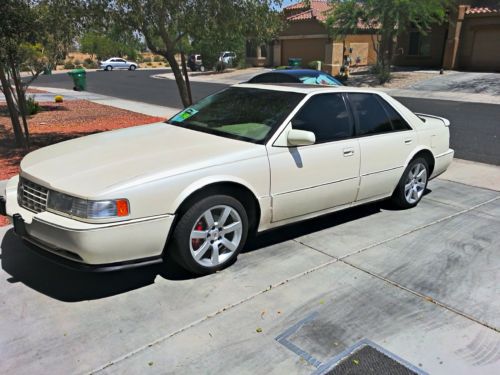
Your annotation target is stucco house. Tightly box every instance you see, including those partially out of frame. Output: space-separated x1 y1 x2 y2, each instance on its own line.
246 0 378 74
395 3 500 71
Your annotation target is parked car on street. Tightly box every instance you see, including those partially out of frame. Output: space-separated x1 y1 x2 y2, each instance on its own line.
188 54 205 72
249 69 342 86
100 57 138 71
219 51 237 66
1 84 453 275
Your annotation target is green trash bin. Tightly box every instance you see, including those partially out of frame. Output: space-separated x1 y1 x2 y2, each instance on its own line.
68 68 86 91
288 57 302 67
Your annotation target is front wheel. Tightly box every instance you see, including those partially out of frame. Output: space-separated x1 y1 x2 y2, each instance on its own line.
391 157 429 209
169 195 249 275
129 65 136 71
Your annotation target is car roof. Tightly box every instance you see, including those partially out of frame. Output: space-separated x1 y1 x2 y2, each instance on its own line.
268 69 326 75
235 82 384 95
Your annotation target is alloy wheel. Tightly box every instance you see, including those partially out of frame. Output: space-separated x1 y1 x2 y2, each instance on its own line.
404 162 427 204
189 205 243 267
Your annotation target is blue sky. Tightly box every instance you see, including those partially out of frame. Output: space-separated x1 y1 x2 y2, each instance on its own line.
281 0 296 8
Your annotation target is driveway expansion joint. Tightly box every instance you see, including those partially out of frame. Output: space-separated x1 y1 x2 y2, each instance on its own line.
88 196 499 373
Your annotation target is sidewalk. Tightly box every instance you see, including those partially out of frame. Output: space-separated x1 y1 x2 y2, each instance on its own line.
27 86 180 118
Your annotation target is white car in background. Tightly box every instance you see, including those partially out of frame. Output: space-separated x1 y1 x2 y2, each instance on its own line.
219 51 237 66
100 57 138 71
0 84 453 275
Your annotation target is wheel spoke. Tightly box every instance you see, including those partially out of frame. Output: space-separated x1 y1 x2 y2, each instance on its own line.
416 181 426 189
417 168 426 179
404 182 412 192
191 230 207 239
204 210 215 227
194 241 210 260
411 189 418 200
221 238 237 251
221 221 242 235
218 207 231 226
210 243 220 265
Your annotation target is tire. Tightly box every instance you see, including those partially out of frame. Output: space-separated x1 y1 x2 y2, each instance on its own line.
391 157 429 209
106 65 113 71
169 195 249 275
129 65 136 71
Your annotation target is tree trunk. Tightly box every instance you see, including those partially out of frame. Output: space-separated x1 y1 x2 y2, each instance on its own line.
10 63 30 148
180 52 193 106
0 67 26 148
164 51 191 108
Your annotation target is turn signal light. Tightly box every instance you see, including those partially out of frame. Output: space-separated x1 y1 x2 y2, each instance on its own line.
116 199 129 217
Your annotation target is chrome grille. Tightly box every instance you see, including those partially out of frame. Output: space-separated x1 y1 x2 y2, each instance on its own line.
19 179 49 213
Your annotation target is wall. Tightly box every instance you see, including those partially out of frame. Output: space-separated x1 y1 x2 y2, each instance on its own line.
457 13 500 71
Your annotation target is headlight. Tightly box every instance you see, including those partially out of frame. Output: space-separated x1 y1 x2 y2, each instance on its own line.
47 191 129 219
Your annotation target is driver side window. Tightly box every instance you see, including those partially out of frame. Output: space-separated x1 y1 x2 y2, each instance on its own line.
292 94 353 144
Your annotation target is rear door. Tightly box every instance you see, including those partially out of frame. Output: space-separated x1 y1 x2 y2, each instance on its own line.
347 93 415 202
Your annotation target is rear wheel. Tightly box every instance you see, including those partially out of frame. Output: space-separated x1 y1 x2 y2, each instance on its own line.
391 157 429 209
169 195 248 275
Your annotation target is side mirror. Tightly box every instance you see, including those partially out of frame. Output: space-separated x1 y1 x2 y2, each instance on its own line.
287 129 316 147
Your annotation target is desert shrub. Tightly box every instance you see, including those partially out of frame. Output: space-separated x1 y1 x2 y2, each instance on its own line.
370 64 391 84
146 62 152 66
308 60 323 70
83 60 98 69
64 62 75 69
143 56 152 63
75 65 84 69
73 58 81 65
153 55 163 62
26 96 40 115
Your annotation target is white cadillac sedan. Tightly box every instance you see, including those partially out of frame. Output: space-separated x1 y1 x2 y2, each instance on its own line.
0 84 453 274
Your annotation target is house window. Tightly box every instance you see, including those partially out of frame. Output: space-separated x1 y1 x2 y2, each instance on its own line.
260 45 267 58
408 31 431 56
246 41 257 58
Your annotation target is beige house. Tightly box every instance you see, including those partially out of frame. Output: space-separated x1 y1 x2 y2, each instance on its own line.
395 4 500 71
247 0 378 75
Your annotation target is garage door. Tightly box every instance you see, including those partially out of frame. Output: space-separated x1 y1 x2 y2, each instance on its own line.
470 27 500 71
281 38 327 66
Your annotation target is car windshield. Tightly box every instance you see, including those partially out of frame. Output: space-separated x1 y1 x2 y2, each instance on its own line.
297 73 342 86
167 88 305 144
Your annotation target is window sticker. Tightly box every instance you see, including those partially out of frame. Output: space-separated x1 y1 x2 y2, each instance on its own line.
171 107 199 122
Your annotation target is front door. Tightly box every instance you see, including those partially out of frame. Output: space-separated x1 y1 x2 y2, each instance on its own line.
267 93 360 222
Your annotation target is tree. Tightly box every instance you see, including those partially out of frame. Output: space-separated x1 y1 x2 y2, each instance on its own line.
326 0 451 82
0 0 82 148
104 0 283 108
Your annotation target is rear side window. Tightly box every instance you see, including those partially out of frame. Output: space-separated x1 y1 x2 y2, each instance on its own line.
249 73 298 84
348 93 392 136
291 93 352 143
377 98 412 131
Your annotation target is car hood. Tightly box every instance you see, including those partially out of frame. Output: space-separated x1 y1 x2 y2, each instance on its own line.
20 123 266 198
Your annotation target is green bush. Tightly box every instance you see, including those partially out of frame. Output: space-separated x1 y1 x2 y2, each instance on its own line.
153 55 163 62
26 96 40 115
370 64 391 84
73 58 81 65
308 60 323 70
63 62 75 69
83 60 98 69
75 65 84 69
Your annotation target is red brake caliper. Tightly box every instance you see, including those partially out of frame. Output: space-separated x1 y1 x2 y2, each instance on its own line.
192 221 204 250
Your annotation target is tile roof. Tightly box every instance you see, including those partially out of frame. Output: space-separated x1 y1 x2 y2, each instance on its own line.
285 1 330 22
466 6 499 14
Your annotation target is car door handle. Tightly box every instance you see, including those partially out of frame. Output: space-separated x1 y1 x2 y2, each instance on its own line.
343 148 355 157
404 139 413 144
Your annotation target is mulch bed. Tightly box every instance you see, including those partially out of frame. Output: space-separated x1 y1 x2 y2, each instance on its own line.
0 100 163 226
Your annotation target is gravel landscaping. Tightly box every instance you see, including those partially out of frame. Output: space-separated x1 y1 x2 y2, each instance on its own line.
0 100 163 226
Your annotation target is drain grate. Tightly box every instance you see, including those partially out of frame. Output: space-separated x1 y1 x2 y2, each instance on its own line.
324 345 418 375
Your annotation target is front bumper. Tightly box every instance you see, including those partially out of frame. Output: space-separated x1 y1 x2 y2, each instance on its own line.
2 176 175 271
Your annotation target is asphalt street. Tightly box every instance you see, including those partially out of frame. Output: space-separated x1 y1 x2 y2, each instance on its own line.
34 70 500 165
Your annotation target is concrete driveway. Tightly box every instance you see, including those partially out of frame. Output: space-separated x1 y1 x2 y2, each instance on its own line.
1 177 499 374
409 72 500 96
